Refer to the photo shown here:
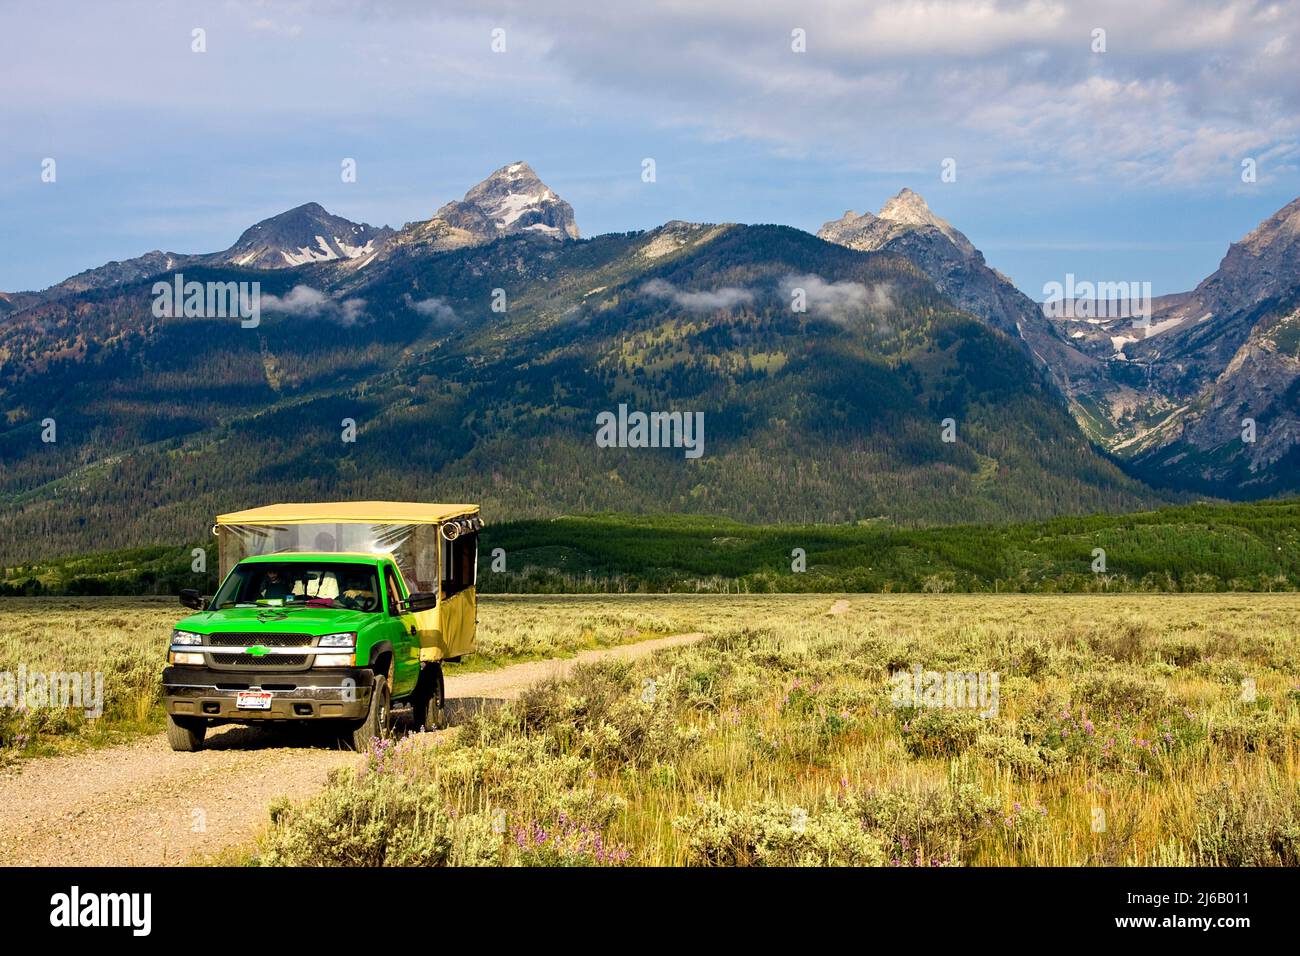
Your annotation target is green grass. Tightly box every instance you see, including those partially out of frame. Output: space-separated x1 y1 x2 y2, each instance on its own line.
0 597 182 764
259 593 1300 867
7 592 1299 865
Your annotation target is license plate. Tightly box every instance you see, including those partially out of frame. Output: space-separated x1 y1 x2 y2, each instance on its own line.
236 691 273 710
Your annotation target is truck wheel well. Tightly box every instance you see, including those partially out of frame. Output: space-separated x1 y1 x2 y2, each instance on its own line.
369 651 393 686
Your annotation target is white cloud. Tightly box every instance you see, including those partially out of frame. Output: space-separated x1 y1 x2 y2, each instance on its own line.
339 297 367 324
403 293 458 323
641 277 754 312
781 274 895 321
261 285 330 315
416 0 1300 186
7 1 1294 188
3 0 1298 292
3 1 1294 193
262 285 366 323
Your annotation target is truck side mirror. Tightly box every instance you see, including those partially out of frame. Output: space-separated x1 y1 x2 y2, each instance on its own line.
179 588 206 611
404 591 437 613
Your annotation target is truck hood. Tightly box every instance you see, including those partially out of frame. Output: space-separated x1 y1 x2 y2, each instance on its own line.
176 605 378 635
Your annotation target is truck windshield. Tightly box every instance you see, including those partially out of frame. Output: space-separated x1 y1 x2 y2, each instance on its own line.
212 562 382 612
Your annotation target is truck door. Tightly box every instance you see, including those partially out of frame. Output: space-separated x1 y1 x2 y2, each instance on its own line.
382 562 420 697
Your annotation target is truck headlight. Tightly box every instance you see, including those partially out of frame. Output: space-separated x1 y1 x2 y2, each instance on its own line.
171 652 205 665
318 632 356 647
171 630 203 645
313 653 355 667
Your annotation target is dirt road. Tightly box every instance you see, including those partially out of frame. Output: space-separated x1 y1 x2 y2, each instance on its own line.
0 632 705 866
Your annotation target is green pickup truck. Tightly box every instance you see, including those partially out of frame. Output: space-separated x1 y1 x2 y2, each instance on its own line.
162 501 480 752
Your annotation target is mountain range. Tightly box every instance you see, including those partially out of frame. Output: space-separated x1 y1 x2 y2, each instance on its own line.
814 188 1300 497
1 161 1296 562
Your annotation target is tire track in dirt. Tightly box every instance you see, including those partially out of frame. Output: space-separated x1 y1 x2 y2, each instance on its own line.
0 632 706 866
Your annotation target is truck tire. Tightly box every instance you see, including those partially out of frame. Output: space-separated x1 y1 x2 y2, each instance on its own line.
166 714 206 752
410 663 447 732
347 676 390 752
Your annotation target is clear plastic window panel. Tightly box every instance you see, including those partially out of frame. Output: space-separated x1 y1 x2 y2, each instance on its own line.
218 522 439 592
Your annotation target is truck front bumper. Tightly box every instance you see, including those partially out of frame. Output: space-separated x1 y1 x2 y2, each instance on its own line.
161 666 374 721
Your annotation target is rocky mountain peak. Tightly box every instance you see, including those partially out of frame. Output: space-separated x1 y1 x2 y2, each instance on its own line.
876 189 976 257
1195 196 1300 313
817 189 976 260
429 162 579 244
390 162 579 255
1237 195 1300 255
878 187 931 223
816 187 1084 384
220 203 393 269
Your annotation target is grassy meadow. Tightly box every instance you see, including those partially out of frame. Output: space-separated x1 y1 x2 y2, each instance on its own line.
0 594 679 762
261 594 1300 867
3 592 1298 865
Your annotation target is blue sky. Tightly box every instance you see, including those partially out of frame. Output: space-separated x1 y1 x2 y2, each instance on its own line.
2 0 1297 297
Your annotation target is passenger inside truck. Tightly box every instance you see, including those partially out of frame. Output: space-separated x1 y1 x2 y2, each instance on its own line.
212 562 381 611
304 571 340 599
259 569 295 601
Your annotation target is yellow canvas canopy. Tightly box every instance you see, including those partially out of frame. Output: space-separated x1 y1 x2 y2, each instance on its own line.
213 501 481 662
216 501 478 526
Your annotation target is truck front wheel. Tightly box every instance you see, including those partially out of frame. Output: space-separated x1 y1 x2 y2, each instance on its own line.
347 676 390 751
166 714 206 752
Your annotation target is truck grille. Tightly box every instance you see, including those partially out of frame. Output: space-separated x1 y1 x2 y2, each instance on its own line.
212 653 309 667
208 633 314 647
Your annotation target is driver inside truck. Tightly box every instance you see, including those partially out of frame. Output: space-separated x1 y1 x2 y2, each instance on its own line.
259 568 295 601
339 571 376 611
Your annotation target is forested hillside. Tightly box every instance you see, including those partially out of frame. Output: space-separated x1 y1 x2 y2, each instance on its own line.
6 500 1295 596
0 222 1165 563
